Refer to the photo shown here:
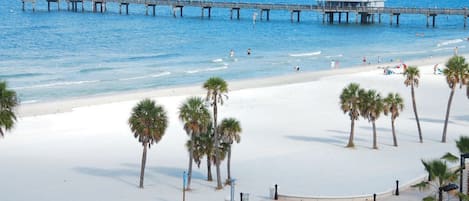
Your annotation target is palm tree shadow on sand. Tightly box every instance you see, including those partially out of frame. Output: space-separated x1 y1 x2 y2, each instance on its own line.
74 164 205 188
285 131 367 148
120 163 205 180
411 117 455 124
454 115 469 122
149 166 205 180
326 129 368 142
359 126 392 132
73 166 139 187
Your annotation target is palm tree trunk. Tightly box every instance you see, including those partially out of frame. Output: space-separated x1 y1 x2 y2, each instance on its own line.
391 119 397 147
466 85 469 99
411 85 423 143
187 143 193 190
438 188 443 201
226 145 232 184
207 156 213 181
442 89 455 143
139 142 148 188
372 120 378 149
213 100 223 189
346 118 355 147
215 154 222 189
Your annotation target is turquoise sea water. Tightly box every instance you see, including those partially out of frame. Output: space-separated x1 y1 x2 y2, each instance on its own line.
0 0 468 103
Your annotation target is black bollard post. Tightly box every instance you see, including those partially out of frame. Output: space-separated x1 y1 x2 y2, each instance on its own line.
240 192 243 201
274 184 278 200
373 193 377 201
395 180 399 196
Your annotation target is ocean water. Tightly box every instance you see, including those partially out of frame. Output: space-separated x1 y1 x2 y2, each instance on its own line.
0 0 468 103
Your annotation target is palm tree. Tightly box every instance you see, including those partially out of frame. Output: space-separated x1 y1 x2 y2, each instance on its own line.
200 126 215 181
186 136 213 180
404 66 423 143
413 159 459 201
339 83 361 148
178 97 211 190
442 56 469 143
441 136 469 162
383 93 404 147
456 136 469 154
219 117 242 184
0 81 19 138
359 89 384 149
128 99 168 188
203 77 228 189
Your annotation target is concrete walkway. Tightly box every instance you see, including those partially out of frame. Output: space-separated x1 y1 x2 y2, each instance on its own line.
382 187 459 201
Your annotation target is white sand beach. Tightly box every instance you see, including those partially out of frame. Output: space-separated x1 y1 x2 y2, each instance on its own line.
1 54 468 201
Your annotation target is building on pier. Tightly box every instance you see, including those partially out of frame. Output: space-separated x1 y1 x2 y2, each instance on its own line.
318 0 385 24
317 0 385 8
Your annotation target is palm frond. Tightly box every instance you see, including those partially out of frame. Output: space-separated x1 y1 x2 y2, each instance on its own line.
441 152 459 163
128 99 168 147
412 181 430 191
0 81 19 137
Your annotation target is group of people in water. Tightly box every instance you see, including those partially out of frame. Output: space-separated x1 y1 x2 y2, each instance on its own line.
229 48 251 58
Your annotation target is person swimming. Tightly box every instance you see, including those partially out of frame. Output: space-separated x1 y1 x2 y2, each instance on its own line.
247 48 251 56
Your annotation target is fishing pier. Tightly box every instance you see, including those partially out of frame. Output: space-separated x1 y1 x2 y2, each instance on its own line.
21 0 469 27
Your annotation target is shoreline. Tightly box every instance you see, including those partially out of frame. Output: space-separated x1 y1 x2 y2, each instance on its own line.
17 53 460 117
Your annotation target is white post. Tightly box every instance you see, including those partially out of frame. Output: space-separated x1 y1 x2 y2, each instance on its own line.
230 179 236 201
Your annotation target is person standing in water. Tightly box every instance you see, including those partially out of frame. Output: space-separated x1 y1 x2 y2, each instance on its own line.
247 48 251 56
230 49 235 57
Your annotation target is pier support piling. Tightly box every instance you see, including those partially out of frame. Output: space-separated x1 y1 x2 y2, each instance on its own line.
290 10 301 23
260 9 270 21
173 5 183 17
119 3 129 15
390 13 400 26
230 8 240 20
432 14 436 27
47 0 60 12
201 6 212 18
69 1 84 12
93 1 105 13
465 15 467 28
346 12 349 23
145 4 156 16
426 15 429 27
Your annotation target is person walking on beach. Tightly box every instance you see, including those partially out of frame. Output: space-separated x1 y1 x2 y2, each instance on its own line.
454 46 459 55
434 64 439 74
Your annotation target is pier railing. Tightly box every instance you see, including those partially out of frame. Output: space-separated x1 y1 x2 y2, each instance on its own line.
21 0 469 26
22 0 469 15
